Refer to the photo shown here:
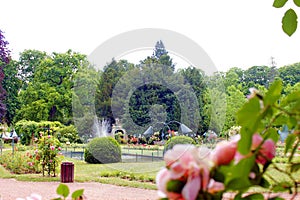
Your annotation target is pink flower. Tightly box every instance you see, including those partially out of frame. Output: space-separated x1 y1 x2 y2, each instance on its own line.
34 149 38 154
158 144 211 200
49 159 53 163
28 162 33 167
251 134 276 164
211 140 237 166
207 179 225 194
156 168 171 197
235 133 276 165
58 147 62 151
48 135 51 139
247 88 260 99
50 145 55 150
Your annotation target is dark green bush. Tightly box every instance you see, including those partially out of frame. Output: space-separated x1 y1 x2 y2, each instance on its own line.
164 135 196 153
84 137 121 164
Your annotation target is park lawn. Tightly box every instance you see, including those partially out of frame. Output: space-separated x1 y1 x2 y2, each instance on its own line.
0 153 299 191
0 157 164 190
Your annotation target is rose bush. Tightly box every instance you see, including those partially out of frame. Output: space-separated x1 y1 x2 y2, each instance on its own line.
156 80 300 200
37 133 62 176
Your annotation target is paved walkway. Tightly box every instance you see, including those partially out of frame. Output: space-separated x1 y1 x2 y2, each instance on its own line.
0 179 299 200
0 179 157 200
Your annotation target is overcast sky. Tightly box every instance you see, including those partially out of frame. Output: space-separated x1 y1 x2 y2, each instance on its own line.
1 0 300 72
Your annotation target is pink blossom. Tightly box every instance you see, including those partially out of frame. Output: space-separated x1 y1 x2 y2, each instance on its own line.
50 145 55 150
235 133 276 165
58 147 62 151
28 162 33 167
207 179 225 194
247 88 259 99
34 149 38 154
256 139 276 165
211 140 237 166
49 159 53 163
156 168 171 197
159 144 211 200
47 135 51 139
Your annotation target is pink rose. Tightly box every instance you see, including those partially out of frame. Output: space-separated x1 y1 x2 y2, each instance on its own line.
211 140 237 166
235 133 276 165
207 179 225 194
50 145 55 150
159 144 211 200
156 168 171 197
58 147 62 151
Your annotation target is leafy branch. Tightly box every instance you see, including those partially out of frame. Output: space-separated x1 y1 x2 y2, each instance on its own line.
273 0 300 36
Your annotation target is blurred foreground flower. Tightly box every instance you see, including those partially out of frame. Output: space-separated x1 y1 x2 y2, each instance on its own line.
156 133 277 200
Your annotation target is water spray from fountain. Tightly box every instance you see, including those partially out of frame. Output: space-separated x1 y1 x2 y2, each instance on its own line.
92 116 111 137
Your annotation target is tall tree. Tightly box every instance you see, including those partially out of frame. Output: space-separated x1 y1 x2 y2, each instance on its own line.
16 50 87 124
3 60 22 125
0 30 10 122
17 49 48 89
150 40 175 71
179 67 208 133
95 59 134 125
278 63 300 86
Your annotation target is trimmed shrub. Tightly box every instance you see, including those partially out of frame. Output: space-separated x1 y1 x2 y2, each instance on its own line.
84 137 121 164
164 136 196 153
56 125 80 143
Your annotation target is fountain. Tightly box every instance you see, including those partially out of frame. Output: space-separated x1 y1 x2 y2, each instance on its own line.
92 117 111 137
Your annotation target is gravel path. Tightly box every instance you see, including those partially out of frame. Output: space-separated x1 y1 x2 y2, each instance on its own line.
0 179 158 200
0 179 299 200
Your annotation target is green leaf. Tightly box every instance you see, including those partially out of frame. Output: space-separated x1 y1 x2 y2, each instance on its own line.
259 177 270 188
294 0 300 7
272 182 292 192
264 80 282 105
283 90 300 104
237 98 262 154
56 184 70 198
235 156 255 178
234 193 242 200
273 115 289 126
291 163 300 173
166 180 185 193
264 128 279 143
71 189 84 199
226 177 252 190
268 197 285 200
282 9 298 36
284 134 296 154
273 0 289 8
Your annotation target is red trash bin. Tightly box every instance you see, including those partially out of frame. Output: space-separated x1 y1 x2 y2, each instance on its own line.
61 162 74 183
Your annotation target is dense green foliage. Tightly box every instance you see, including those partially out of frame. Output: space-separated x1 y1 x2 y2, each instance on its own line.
164 136 196 153
84 137 121 164
0 38 298 142
14 120 77 145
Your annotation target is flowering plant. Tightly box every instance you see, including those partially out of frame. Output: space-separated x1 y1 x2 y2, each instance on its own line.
38 133 62 176
156 80 300 200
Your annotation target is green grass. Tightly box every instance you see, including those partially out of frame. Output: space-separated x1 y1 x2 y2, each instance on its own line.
0 157 163 190
0 147 299 191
